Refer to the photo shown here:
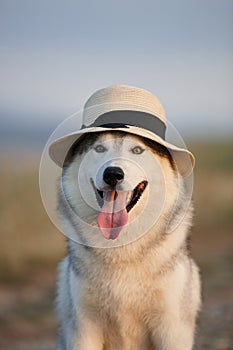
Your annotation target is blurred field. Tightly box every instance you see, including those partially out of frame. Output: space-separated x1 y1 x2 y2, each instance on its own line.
0 140 233 350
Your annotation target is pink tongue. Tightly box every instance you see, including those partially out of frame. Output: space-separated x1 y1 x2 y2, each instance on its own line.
97 191 128 240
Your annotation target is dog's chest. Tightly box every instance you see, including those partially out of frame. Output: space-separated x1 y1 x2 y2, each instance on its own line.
83 258 164 319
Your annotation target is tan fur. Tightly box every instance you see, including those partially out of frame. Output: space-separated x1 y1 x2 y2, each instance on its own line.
56 132 201 350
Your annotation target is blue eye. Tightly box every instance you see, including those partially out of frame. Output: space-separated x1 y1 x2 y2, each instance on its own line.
94 145 106 153
132 146 144 154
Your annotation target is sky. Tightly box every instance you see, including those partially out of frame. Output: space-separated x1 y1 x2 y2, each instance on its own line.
0 0 233 142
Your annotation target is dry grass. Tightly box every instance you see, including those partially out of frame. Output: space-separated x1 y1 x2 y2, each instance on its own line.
0 153 65 286
0 139 232 349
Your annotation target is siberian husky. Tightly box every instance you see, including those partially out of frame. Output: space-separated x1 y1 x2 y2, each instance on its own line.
56 131 201 350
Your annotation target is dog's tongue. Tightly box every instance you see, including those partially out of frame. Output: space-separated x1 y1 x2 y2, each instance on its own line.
97 191 128 240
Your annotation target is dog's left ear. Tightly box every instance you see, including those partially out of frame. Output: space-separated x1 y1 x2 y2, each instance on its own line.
171 150 195 177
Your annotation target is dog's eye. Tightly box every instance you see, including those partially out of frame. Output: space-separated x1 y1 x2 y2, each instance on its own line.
131 146 144 154
94 145 106 153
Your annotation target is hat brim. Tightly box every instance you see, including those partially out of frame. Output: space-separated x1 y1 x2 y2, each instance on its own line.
49 126 195 177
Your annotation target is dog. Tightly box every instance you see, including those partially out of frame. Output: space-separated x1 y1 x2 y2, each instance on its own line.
55 130 201 350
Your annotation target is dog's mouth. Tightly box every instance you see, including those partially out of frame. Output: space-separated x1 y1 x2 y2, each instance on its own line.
97 180 148 213
91 180 148 240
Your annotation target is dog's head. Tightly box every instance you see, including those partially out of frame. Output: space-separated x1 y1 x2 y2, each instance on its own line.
60 131 182 245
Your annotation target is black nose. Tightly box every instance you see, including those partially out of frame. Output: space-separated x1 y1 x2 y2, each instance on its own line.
103 167 124 187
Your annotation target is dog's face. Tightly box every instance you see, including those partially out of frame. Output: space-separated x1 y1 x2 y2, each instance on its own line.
61 131 179 246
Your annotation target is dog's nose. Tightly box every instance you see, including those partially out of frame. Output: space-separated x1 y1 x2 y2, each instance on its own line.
103 167 124 187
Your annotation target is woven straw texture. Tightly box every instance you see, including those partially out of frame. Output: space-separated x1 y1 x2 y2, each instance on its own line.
83 85 166 126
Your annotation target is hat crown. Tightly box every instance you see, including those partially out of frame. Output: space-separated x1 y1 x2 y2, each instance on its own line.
83 85 166 127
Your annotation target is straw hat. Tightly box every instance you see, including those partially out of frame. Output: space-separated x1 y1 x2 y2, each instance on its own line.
49 85 194 176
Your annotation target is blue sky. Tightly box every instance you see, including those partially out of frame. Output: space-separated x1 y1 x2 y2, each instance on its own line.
0 0 233 138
